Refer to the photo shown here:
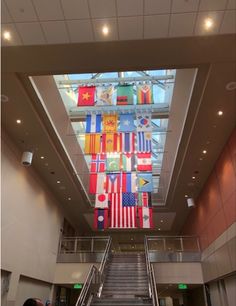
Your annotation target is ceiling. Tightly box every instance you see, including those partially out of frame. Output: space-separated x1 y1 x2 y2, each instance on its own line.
1 0 236 239
1 0 236 46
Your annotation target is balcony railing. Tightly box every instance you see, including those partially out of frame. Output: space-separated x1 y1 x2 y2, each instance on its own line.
57 236 110 263
146 236 201 262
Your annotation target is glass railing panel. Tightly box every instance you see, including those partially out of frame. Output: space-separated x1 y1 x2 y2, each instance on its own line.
182 237 199 251
148 238 165 251
93 239 107 252
76 239 92 252
165 238 182 251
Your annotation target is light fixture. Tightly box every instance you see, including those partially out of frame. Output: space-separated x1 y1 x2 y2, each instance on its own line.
187 198 195 208
102 25 109 36
226 81 236 91
217 110 223 116
3 31 11 41
204 18 214 30
184 195 188 198
16 119 21 124
68 197 71 201
40 156 44 159
192 176 196 179
158 228 161 231
202 150 207 154
57 180 61 184
160 219 163 223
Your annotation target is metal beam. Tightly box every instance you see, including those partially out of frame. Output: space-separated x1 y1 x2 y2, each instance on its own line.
58 75 174 86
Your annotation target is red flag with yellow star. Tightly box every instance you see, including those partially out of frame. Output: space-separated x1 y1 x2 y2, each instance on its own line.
78 86 95 106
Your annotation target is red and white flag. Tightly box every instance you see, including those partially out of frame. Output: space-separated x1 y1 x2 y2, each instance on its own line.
138 207 153 228
137 153 152 171
105 173 121 193
110 193 137 228
90 154 106 172
89 173 106 194
95 193 109 208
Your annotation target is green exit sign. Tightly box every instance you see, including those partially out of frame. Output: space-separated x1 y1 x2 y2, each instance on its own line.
178 284 188 290
74 284 83 289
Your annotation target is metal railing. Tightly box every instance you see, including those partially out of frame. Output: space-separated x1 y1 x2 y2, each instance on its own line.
146 235 201 262
145 236 160 306
75 236 112 306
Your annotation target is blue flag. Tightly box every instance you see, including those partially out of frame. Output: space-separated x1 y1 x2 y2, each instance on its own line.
122 193 136 207
86 114 102 133
137 173 153 192
119 113 136 132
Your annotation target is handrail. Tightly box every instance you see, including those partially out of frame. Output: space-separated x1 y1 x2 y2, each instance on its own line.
75 237 112 306
145 236 160 306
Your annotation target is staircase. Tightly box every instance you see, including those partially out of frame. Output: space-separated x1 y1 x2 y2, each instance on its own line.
91 253 152 306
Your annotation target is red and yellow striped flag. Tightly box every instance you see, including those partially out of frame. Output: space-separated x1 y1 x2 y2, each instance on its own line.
85 134 101 154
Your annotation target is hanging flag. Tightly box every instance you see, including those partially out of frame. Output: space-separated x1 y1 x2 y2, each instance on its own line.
137 84 153 105
95 193 109 209
122 172 137 193
106 153 121 172
106 173 121 193
136 114 152 131
117 85 134 105
137 153 152 171
120 132 135 153
138 192 152 207
85 134 101 154
102 114 118 132
102 133 120 153
94 209 109 230
122 153 135 172
138 207 153 228
137 173 153 192
78 86 95 106
90 154 106 172
89 173 106 194
137 132 152 152
122 193 136 207
110 193 137 228
119 113 136 132
96 85 115 106
86 114 102 133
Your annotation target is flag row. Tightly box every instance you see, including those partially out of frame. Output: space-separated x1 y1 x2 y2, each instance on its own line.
89 172 153 194
90 153 152 172
94 205 153 230
78 84 153 107
95 192 152 209
86 113 152 133
85 132 152 154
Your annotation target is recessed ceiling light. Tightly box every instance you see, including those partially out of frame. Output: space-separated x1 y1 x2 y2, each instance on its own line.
68 197 71 201
131 237 134 241
226 81 236 91
16 119 21 124
3 31 11 41
40 156 44 159
204 18 214 30
192 176 196 179
185 195 188 198
158 228 161 231
160 219 163 223
217 110 223 116
57 180 61 184
102 25 109 36
203 150 207 154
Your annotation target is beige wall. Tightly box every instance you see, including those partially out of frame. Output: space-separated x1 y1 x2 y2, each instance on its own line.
54 263 100 284
1 136 64 305
153 262 203 284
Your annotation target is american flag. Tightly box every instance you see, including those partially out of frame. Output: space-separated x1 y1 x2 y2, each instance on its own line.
110 193 137 228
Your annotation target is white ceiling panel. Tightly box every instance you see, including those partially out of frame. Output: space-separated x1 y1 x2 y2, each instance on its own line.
169 13 197 37
5 0 38 22
41 21 70 44
117 0 143 17
1 1 13 23
144 14 169 38
67 19 94 42
172 0 199 13
144 0 171 15
1 23 22 46
32 0 64 21
118 16 143 40
61 0 90 19
92 18 118 41
199 0 227 11
16 22 46 45
89 0 116 18
220 10 236 34
227 0 236 9
195 11 224 35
